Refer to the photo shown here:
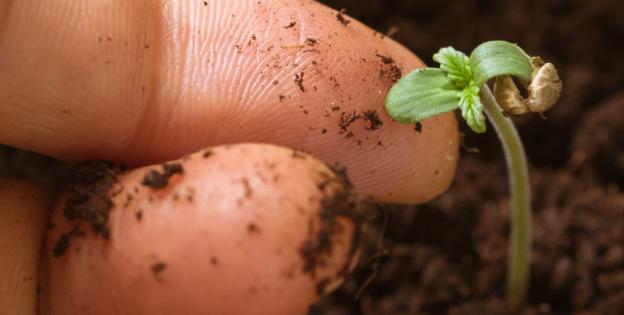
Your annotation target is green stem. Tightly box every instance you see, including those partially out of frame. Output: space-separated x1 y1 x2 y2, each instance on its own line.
479 86 532 305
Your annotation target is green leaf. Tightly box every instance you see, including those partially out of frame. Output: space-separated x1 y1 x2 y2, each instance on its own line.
458 86 486 133
469 41 533 87
433 47 473 89
385 68 462 124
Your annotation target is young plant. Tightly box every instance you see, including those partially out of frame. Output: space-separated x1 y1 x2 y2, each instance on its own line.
385 41 562 305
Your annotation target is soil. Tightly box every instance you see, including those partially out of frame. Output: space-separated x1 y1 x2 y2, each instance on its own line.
376 54 403 82
51 161 122 257
300 165 367 292
52 226 86 258
362 110 384 131
151 261 167 277
310 0 624 314
337 9 352 27
141 162 184 189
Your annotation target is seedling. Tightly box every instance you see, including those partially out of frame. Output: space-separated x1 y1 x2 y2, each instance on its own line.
385 41 562 305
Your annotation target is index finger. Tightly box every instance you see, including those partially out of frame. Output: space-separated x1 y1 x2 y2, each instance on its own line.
0 0 458 203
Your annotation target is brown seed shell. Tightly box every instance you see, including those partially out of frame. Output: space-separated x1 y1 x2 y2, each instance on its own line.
493 57 562 116
527 62 562 113
494 75 530 115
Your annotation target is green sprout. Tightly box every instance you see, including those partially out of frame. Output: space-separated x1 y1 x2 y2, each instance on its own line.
385 40 562 305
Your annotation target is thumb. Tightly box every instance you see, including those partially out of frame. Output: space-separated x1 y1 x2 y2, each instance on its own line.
0 0 458 203
42 144 360 315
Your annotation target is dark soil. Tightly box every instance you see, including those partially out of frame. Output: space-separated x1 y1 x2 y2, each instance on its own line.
52 226 86 258
336 9 352 27
51 161 122 257
141 162 184 189
151 261 167 279
300 165 368 294
376 54 403 82
311 0 624 314
362 110 384 131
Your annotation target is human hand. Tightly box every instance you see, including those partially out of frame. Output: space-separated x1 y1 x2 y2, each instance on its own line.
0 1 458 314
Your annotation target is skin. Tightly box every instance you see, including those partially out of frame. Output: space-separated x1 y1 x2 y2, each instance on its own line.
0 0 459 314
43 144 357 315
0 179 54 315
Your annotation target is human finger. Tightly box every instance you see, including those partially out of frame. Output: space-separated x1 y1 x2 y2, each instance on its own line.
0 0 458 203
41 143 360 315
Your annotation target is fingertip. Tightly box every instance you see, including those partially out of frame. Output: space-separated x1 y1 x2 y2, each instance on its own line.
380 111 459 204
43 144 360 315
0 0 460 207
276 2 460 204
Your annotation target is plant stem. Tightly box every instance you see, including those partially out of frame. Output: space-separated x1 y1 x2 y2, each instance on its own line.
479 86 532 305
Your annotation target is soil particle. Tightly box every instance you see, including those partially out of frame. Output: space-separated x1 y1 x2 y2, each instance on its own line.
362 110 384 130
141 163 184 189
336 9 351 26
185 187 196 202
123 193 133 208
376 53 403 82
306 38 318 46
202 148 213 158
135 210 143 221
241 178 253 198
52 226 86 258
247 223 261 234
247 34 257 46
151 262 167 276
338 109 385 135
339 111 361 131
284 21 297 29
388 65 402 82
414 122 423 133
60 161 122 245
375 54 394 65
295 72 306 92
